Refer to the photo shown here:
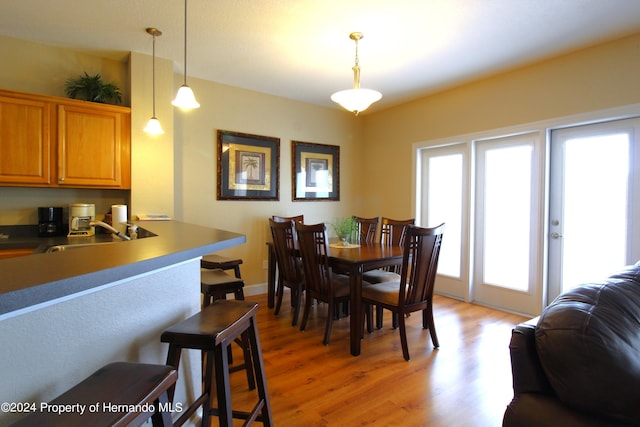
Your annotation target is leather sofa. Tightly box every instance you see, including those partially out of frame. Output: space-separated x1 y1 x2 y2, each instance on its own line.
503 261 640 427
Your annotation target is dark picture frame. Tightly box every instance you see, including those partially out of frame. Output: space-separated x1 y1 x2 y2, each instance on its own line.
292 141 340 201
217 130 280 200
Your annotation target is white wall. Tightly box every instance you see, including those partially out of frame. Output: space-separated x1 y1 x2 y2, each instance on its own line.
0 259 201 426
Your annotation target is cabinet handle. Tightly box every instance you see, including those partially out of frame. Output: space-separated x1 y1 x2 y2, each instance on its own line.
59 177 65 182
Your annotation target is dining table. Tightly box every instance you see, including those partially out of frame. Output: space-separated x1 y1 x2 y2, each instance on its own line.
266 239 404 356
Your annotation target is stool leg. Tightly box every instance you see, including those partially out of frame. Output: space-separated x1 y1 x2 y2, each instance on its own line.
212 339 233 427
151 390 174 427
201 349 214 427
248 314 273 426
240 331 256 390
165 343 182 403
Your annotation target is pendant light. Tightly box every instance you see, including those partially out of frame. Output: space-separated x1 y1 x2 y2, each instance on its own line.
144 28 165 135
172 0 200 109
331 32 382 115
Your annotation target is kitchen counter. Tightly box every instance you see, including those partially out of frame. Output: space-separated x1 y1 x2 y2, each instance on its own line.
0 220 245 319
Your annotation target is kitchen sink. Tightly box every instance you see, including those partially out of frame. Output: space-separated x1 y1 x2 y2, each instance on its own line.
35 227 157 254
44 242 120 253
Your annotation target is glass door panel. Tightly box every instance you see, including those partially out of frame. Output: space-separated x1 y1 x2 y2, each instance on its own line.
474 132 543 315
419 144 468 300
548 118 640 302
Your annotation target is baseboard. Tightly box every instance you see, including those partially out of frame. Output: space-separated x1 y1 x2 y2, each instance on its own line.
244 282 267 296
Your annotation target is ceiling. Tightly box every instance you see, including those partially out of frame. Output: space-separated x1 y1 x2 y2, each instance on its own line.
2 0 640 113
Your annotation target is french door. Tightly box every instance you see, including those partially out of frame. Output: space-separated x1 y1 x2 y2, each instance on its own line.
547 118 640 302
473 132 544 315
419 144 469 299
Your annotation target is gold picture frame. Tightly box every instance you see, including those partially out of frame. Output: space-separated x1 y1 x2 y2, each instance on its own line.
292 141 340 201
217 130 280 200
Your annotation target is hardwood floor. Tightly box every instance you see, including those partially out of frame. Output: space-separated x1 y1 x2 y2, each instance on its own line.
225 291 528 426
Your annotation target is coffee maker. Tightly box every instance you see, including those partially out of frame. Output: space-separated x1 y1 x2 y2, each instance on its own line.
38 207 64 237
68 203 96 237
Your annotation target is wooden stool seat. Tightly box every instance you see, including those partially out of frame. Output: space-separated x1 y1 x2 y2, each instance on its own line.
201 269 245 306
161 300 272 427
201 254 243 278
10 362 177 427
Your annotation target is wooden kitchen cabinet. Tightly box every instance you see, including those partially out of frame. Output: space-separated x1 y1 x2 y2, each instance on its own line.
0 93 53 185
0 89 130 189
57 102 130 188
0 248 36 260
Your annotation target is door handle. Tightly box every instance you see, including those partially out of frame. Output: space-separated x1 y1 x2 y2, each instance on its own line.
551 232 562 239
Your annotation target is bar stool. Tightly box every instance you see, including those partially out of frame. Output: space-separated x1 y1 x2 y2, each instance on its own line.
200 269 245 307
161 300 272 427
201 254 243 279
10 362 177 427
200 268 251 379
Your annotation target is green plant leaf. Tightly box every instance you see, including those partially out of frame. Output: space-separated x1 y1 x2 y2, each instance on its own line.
64 72 122 104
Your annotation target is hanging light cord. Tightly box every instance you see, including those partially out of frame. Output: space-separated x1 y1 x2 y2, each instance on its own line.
151 32 157 116
351 32 363 90
182 0 188 85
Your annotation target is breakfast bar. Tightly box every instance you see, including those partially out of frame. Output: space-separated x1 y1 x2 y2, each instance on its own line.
0 220 245 426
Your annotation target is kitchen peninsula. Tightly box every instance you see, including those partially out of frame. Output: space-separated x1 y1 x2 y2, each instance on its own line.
0 220 245 426
0 220 245 317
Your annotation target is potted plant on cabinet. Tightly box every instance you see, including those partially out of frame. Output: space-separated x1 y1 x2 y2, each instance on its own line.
64 72 122 105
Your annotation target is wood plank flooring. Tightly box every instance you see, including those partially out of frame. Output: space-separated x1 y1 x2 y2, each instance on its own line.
224 291 528 427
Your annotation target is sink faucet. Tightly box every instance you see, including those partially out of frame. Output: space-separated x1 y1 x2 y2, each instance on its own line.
91 221 131 241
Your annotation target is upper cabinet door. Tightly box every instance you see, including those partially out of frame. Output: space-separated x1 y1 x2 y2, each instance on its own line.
57 103 130 188
0 95 53 185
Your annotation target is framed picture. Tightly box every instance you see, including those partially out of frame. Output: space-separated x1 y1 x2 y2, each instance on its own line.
292 141 340 201
217 130 280 200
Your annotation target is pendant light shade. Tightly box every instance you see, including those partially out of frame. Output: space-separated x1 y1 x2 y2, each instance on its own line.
144 117 164 135
172 0 200 109
172 84 200 109
331 32 381 115
144 27 164 135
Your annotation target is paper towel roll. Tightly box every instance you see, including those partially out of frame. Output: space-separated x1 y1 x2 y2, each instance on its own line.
111 205 127 235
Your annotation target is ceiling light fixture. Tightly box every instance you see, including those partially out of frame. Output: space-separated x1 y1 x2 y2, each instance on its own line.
144 27 165 135
331 32 382 116
172 0 200 109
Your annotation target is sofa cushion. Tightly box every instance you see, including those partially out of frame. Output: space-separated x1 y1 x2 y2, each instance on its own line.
535 262 640 425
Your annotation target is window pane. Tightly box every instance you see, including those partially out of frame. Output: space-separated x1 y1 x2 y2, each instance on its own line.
427 154 462 277
483 145 531 290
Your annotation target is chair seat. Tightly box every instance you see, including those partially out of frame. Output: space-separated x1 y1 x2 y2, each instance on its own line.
362 270 401 284
362 280 402 305
330 272 353 298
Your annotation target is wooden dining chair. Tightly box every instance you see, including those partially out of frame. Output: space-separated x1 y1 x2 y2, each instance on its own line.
269 219 305 326
363 217 415 285
353 216 379 243
295 222 357 345
361 223 445 361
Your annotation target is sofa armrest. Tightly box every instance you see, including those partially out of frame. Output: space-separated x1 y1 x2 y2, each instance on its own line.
508 318 553 395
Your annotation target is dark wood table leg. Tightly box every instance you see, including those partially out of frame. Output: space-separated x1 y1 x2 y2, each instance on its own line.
349 264 363 356
267 244 276 308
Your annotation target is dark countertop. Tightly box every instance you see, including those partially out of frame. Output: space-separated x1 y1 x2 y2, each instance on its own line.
0 221 245 318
